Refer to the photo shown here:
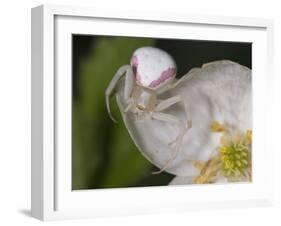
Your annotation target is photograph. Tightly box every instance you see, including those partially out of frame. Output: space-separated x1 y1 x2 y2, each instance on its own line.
72 35 252 190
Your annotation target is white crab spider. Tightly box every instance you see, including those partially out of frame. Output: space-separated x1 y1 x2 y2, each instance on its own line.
106 47 192 173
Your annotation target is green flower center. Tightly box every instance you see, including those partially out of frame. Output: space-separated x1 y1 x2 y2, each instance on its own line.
220 142 250 177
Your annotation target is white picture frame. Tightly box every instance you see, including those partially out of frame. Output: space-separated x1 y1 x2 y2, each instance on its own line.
31 4 274 221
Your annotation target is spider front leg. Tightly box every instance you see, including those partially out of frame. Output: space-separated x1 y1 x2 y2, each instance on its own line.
155 95 192 146
150 111 186 174
168 100 192 146
150 96 192 174
105 65 135 122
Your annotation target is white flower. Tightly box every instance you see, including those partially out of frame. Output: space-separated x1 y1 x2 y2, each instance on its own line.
114 60 251 184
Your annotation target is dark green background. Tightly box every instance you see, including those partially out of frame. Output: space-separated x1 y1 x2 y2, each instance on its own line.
72 35 251 190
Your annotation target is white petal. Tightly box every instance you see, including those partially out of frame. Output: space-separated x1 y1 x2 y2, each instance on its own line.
115 60 251 176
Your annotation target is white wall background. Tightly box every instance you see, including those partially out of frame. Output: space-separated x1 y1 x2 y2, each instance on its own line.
0 0 280 225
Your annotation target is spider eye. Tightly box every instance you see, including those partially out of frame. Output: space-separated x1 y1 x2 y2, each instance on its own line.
132 65 137 75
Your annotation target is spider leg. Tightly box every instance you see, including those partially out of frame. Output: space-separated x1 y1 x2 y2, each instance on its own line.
124 99 135 113
152 127 186 174
151 111 180 124
105 65 134 122
154 95 182 112
168 102 191 146
155 95 192 145
150 112 186 174
150 95 192 174
183 98 192 129
123 67 135 101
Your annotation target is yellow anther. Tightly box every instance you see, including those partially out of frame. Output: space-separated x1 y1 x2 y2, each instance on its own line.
192 161 205 171
210 121 226 132
245 130 252 143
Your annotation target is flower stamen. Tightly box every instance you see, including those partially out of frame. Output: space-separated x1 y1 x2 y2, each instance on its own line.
219 130 251 179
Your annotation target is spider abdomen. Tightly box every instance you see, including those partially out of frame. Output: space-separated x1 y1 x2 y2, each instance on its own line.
130 47 177 90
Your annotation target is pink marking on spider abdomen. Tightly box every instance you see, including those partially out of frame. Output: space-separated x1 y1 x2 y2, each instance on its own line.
130 55 141 83
149 68 176 88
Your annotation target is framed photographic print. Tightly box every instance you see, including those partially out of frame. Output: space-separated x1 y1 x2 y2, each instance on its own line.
31 4 274 221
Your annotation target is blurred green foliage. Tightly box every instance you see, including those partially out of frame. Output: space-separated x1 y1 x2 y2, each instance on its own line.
72 37 156 189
